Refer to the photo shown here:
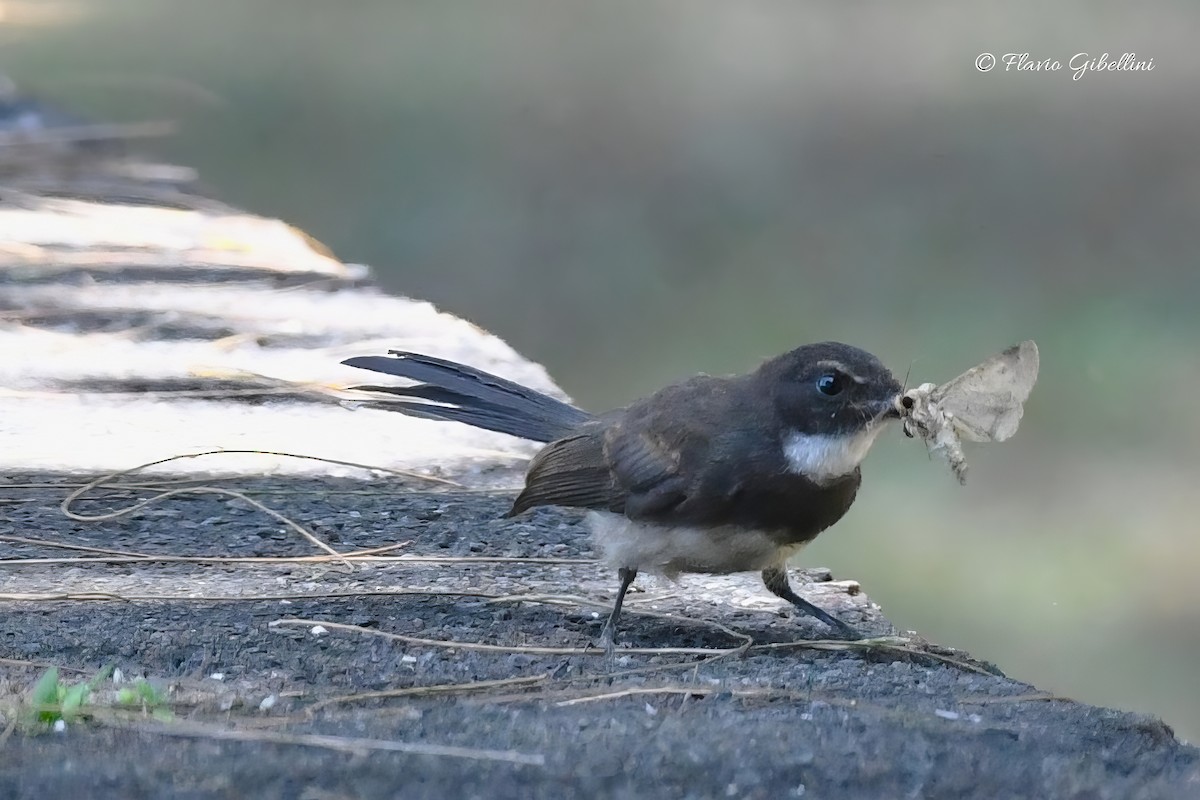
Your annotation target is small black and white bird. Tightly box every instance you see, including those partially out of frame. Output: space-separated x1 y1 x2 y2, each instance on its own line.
341 342 903 643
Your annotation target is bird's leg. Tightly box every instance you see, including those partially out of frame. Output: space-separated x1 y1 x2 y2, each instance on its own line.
761 566 861 640
598 566 638 652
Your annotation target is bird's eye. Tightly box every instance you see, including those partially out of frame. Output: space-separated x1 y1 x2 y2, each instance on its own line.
816 374 844 396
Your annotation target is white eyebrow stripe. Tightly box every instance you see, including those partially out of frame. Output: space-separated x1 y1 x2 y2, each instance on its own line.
815 360 868 384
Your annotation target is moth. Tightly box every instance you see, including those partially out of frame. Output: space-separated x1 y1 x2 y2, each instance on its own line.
897 341 1040 484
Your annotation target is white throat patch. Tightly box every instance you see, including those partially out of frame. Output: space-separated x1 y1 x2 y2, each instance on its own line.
783 426 885 483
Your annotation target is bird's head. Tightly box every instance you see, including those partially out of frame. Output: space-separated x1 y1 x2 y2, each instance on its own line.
756 342 902 483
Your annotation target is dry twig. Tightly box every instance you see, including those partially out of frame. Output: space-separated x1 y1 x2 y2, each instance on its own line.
113 720 545 766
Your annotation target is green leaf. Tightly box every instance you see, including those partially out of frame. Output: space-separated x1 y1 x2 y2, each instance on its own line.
30 668 60 708
135 681 160 703
60 683 90 719
87 664 116 690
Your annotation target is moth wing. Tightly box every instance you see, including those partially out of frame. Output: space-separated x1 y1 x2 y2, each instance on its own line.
933 341 1040 443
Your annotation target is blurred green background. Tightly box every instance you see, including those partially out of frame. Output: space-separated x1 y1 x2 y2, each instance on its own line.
5 0 1198 740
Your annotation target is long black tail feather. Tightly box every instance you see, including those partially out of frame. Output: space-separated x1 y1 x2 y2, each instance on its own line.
341 351 592 443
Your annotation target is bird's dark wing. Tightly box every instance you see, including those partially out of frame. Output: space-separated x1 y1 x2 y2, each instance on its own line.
601 419 695 518
507 429 619 516
509 375 748 521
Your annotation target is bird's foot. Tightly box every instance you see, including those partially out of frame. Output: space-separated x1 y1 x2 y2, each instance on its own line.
596 621 619 658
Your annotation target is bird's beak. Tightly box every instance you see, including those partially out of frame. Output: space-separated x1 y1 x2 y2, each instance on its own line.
874 395 903 422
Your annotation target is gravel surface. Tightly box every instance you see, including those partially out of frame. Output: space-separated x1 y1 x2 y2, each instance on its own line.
1 474 1196 800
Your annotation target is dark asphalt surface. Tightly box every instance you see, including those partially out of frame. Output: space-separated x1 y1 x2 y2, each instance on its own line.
0 474 1196 800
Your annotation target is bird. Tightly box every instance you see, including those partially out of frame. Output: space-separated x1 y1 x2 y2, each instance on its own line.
341 342 902 645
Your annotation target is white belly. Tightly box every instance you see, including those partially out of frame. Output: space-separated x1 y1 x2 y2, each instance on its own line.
586 510 804 578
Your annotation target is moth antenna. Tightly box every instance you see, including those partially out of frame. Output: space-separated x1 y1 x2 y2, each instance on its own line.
900 359 915 394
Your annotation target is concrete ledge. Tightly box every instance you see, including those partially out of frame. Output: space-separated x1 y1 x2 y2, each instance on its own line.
0 144 1196 798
